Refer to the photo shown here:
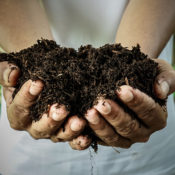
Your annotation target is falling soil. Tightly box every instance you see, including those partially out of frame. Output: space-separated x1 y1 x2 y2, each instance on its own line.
0 39 165 150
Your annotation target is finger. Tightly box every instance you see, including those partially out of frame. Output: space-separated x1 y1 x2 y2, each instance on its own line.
27 104 69 139
69 135 92 150
117 85 167 131
51 116 86 142
154 59 175 99
9 80 44 108
94 98 150 142
7 80 43 130
0 61 20 87
85 108 132 148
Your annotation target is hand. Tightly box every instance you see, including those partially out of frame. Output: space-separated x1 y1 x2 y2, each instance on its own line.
1 62 86 142
70 59 175 150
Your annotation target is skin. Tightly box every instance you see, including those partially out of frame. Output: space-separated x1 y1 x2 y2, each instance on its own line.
0 0 86 143
0 0 175 150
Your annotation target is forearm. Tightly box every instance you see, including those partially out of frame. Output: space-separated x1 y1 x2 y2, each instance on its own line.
0 0 53 52
116 0 175 58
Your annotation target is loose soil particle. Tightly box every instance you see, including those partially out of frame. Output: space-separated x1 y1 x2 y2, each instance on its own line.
0 39 165 149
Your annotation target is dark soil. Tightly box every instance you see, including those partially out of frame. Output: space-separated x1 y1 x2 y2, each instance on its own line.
0 39 165 149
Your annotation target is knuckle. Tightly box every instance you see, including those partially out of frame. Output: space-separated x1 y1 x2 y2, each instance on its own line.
118 120 139 137
141 102 156 120
13 104 29 117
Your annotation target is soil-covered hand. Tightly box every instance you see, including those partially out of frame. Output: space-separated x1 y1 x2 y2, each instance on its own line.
70 59 175 150
1 62 86 142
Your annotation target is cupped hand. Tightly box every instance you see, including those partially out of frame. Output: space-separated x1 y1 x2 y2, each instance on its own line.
1 61 86 142
70 59 175 150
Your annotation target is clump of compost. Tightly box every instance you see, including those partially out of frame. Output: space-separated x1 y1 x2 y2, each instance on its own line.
0 39 165 148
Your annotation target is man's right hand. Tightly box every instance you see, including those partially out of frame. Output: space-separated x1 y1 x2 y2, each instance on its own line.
1 61 88 144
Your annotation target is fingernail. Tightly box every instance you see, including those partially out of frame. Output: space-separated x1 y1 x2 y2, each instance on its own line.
29 81 43 96
71 119 83 131
3 65 17 84
95 100 111 115
51 105 68 121
52 112 60 121
117 86 134 102
85 109 100 124
79 137 89 147
159 80 169 98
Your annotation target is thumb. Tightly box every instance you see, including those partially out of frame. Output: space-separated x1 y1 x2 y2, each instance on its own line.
154 59 175 99
0 61 20 87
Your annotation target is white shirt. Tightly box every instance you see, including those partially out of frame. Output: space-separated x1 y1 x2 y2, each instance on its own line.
0 0 175 174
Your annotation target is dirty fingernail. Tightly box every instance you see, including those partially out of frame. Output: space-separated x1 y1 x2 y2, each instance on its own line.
29 81 43 96
159 80 169 98
85 109 100 124
71 119 83 131
52 112 60 121
3 65 17 84
117 86 134 102
51 105 68 121
95 100 111 115
80 136 91 148
79 138 87 148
